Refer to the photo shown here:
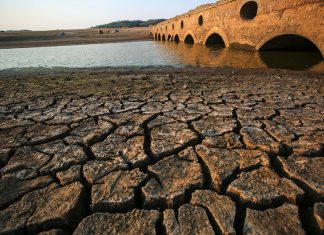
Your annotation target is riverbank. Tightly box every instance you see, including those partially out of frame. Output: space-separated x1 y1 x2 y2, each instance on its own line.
0 27 152 49
0 67 323 234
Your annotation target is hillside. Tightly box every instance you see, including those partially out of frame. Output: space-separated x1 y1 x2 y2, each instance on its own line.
94 19 166 28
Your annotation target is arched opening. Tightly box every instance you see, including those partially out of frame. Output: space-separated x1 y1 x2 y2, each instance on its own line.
167 35 172 41
162 34 166 41
174 34 180 43
184 34 194 44
205 33 225 47
158 34 161 41
198 15 203 26
172 24 175 30
154 33 157 41
165 25 168 31
181 21 184 29
240 1 258 20
260 34 321 52
259 34 323 70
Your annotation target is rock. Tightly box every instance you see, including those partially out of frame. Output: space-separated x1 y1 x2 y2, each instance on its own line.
83 160 128 185
290 132 324 157
56 165 81 186
70 118 113 146
91 169 148 212
73 209 159 235
0 127 26 148
244 204 305 235
38 229 64 235
34 140 66 155
150 122 198 158
209 105 234 118
164 110 201 122
196 145 269 192
202 133 243 149
314 202 324 234
0 148 11 167
191 190 236 235
25 124 70 145
121 136 149 167
277 156 324 199
240 126 282 154
1 146 51 176
178 204 215 235
142 155 203 208
227 167 304 207
40 145 87 174
91 134 125 161
0 175 53 208
163 209 180 235
0 182 85 234
192 116 236 137
263 120 296 143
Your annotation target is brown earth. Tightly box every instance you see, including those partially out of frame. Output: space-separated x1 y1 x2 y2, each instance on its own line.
0 67 323 234
0 27 152 49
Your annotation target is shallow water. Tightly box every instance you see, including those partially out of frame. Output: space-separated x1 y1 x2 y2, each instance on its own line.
0 41 323 71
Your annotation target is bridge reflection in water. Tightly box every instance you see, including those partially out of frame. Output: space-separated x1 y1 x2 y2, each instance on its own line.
154 41 323 72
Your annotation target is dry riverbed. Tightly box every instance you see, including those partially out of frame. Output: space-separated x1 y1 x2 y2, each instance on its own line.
0 27 152 49
0 67 323 234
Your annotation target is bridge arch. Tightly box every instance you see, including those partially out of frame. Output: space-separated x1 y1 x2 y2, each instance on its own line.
256 32 323 57
184 30 197 44
167 34 172 41
203 27 230 47
157 34 161 41
174 34 180 43
162 34 166 41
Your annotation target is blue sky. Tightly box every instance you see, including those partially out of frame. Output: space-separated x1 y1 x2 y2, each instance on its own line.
0 0 214 30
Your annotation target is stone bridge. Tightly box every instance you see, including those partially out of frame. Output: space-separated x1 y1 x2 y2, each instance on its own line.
151 0 324 56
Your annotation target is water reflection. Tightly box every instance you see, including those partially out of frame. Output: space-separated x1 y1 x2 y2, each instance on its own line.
155 42 323 71
0 41 322 71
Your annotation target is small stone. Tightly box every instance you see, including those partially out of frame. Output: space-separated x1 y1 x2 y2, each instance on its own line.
142 155 203 208
91 169 148 212
56 165 81 186
244 204 305 235
178 204 215 235
73 209 159 235
277 156 324 199
191 190 236 235
227 167 304 207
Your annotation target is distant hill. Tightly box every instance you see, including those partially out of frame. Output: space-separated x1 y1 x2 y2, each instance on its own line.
93 19 166 28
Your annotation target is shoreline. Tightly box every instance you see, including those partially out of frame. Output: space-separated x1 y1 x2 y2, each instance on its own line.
0 27 152 49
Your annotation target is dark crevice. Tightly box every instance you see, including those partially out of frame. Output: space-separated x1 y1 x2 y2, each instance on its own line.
234 205 246 235
197 205 222 235
194 147 212 189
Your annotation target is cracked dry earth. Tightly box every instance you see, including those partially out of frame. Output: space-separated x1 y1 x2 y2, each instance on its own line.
0 68 323 235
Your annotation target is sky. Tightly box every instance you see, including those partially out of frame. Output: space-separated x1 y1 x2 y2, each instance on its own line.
0 0 214 31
